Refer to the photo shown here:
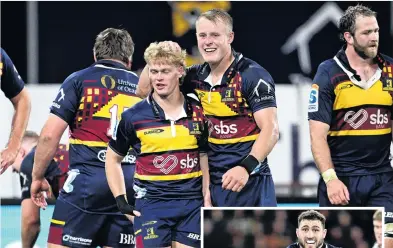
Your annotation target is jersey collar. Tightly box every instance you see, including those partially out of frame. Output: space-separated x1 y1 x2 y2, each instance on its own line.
334 44 386 81
93 59 129 70
197 49 244 86
147 92 193 120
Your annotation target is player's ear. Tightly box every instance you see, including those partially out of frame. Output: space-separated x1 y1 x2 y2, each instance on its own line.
177 65 185 78
295 228 300 238
322 228 327 238
344 32 353 45
19 147 26 159
228 31 234 44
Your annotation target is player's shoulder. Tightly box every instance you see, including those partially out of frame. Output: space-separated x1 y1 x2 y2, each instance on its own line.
285 243 299 248
1 47 9 59
0 47 14 66
381 53 393 65
187 64 203 74
313 59 339 87
326 243 341 248
239 56 273 82
122 98 150 120
185 63 206 82
1 47 7 59
316 58 337 74
63 67 90 84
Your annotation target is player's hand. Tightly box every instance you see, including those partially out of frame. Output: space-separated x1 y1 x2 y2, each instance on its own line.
115 194 141 217
326 179 350 205
0 146 19 174
203 188 213 207
125 214 135 224
222 166 249 192
31 178 51 209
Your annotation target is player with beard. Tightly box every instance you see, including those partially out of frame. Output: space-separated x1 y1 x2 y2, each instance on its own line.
287 210 340 248
308 4 393 247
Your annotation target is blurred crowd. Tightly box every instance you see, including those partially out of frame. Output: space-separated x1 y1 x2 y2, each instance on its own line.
203 209 378 248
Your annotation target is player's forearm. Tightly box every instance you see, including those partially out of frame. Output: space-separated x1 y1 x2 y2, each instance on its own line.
32 135 60 180
135 65 151 98
105 149 127 198
249 122 279 162
310 134 335 173
8 89 31 150
200 153 210 195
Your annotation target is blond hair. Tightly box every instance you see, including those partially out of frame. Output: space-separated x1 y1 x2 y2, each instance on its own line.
143 41 187 68
197 9 233 33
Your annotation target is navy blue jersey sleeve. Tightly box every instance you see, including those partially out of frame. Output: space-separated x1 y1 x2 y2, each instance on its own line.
181 65 200 95
241 66 277 113
108 111 137 156
1 48 25 99
20 148 59 200
50 74 82 125
307 63 335 125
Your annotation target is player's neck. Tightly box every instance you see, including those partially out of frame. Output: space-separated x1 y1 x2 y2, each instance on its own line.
152 88 184 117
345 45 375 69
209 50 234 79
99 58 130 69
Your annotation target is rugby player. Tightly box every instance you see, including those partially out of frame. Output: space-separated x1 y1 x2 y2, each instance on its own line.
308 5 393 247
31 28 141 247
106 41 209 248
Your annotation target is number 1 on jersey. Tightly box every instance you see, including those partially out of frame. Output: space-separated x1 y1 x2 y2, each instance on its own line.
107 104 129 139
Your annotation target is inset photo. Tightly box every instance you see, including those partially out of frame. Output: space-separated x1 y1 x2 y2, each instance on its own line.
202 207 383 248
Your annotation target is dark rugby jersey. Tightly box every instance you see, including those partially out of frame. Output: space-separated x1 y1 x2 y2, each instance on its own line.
308 46 393 176
50 60 141 169
182 51 277 184
109 93 208 199
287 242 340 248
20 144 69 199
1 48 25 99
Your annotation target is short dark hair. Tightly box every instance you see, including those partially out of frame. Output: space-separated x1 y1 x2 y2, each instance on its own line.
93 28 135 64
298 210 326 228
339 4 377 41
197 9 233 33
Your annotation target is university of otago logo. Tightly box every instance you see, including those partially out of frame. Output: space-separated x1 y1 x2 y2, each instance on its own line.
101 75 116 89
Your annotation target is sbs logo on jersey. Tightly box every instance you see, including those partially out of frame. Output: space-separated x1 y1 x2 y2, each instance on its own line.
180 154 198 169
153 154 198 174
370 109 389 125
213 121 237 134
308 84 319 112
344 109 389 129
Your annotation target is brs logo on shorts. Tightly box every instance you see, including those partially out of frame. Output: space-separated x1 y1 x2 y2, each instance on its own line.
308 84 319 112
